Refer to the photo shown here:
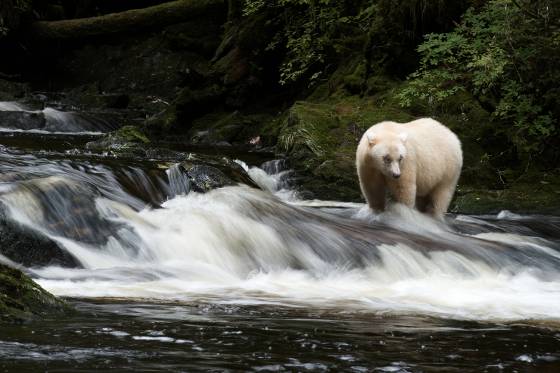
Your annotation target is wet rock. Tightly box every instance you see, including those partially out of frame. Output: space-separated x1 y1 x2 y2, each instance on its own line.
0 263 70 323
86 125 150 155
0 203 80 268
168 156 259 193
4 177 124 246
180 163 235 192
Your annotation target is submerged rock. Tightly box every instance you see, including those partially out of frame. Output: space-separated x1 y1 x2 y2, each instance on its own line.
0 263 69 323
170 158 259 193
181 163 235 192
0 203 80 268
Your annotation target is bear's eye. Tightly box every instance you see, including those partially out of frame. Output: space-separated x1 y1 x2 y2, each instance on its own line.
383 155 391 163
399 155 403 162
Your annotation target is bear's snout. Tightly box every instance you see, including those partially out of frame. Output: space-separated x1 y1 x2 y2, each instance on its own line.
392 172 401 179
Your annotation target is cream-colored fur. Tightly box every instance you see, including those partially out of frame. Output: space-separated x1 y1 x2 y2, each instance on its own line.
356 118 463 220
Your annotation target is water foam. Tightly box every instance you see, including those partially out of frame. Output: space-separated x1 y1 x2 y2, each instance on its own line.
1 157 559 322
28 186 560 321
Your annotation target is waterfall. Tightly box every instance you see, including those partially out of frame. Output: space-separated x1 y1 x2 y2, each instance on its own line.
0 139 558 321
0 101 115 133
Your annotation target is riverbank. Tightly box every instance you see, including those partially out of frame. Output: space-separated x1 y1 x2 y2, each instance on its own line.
0 263 68 323
1 1 558 215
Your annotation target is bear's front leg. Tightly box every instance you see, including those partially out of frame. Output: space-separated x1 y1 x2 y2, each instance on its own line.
358 167 386 212
389 173 416 209
365 182 386 212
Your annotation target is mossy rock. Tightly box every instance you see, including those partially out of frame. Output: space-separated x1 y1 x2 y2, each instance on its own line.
177 155 259 190
86 125 150 156
0 263 69 323
279 97 414 200
115 125 150 144
452 170 560 214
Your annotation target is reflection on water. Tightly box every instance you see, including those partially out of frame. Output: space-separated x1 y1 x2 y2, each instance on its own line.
1 299 560 372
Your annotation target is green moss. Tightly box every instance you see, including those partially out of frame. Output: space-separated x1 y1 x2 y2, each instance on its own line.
452 184 560 215
86 125 151 157
0 263 69 323
116 125 150 144
279 94 416 200
342 63 367 95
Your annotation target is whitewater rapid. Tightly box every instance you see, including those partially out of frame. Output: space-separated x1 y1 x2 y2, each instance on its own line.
1 155 559 322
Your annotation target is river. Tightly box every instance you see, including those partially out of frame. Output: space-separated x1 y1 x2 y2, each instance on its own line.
0 104 559 372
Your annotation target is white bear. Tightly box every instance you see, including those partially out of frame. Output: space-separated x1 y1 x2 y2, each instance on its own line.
356 118 462 220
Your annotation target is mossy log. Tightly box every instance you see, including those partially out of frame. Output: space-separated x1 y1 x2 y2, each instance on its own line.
28 0 227 40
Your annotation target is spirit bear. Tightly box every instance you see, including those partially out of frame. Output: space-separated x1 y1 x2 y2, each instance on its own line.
356 118 462 220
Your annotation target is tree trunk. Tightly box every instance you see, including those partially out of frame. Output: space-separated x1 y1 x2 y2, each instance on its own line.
28 0 227 40
227 0 242 21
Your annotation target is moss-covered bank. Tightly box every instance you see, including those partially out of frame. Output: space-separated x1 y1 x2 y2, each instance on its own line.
1 0 558 215
0 263 69 323
265 87 560 214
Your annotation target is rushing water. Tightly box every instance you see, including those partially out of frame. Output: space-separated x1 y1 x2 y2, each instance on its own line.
0 101 116 133
0 110 559 371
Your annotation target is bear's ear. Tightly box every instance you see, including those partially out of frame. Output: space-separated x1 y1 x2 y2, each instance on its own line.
399 132 408 143
366 132 377 145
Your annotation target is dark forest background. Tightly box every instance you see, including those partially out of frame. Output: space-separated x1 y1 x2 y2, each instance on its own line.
1 0 559 211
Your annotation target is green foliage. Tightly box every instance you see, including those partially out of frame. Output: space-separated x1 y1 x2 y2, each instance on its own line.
398 0 560 157
241 0 472 88
242 0 375 86
279 124 325 156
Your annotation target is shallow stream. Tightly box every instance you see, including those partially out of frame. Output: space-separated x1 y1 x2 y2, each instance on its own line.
0 105 559 372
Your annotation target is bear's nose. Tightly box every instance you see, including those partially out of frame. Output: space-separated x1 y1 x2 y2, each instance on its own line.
392 173 400 179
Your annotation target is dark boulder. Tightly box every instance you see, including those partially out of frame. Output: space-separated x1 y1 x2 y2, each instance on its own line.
0 203 80 268
181 163 235 192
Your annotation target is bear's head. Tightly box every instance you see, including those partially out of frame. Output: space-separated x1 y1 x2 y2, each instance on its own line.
366 131 408 179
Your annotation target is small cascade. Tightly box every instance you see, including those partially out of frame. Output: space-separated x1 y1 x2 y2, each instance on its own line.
165 163 192 197
236 159 297 200
0 101 117 133
0 102 26 111
43 108 115 133
0 143 559 321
